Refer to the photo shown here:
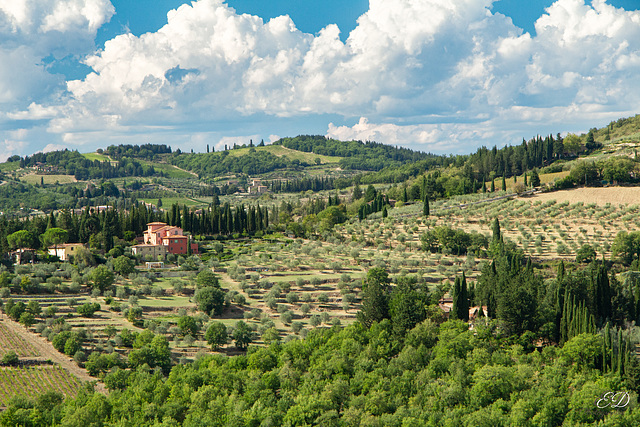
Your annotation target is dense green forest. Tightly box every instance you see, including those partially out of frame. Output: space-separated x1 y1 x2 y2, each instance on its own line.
105 144 172 160
170 150 294 178
4 319 638 426
275 135 444 171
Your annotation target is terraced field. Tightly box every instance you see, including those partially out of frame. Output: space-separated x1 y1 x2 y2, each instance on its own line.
0 322 39 357
0 365 82 407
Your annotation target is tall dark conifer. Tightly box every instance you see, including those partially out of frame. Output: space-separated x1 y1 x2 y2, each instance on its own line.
423 195 430 217
492 218 501 242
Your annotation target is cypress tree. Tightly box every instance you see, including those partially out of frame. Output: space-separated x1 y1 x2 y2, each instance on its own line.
595 263 612 322
47 212 56 229
490 179 495 192
491 218 501 242
357 268 390 327
502 175 507 191
423 195 430 217
618 328 623 374
452 275 469 321
604 322 611 373
451 277 461 320
559 290 569 344
530 169 541 187
461 273 469 321
263 207 268 228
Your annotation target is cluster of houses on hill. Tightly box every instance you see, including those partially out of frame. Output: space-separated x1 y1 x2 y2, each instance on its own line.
11 222 197 264
248 178 268 194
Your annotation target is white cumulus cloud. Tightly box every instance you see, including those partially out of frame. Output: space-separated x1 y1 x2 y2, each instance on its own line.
0 0 114 154
5 0 640 158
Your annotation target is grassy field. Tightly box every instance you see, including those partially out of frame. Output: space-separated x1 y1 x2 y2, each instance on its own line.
140 197 203 208
485 170 570 191
531 186 640 206
82 152 111 162
215 144 342 164
139 160 196 179
20 174 77 185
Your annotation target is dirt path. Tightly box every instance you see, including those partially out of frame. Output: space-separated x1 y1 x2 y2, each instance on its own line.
1 314 107 395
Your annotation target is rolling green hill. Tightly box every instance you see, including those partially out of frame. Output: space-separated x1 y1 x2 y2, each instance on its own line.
217 144 342 164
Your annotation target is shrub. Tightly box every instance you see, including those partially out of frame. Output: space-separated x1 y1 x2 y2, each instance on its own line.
195 287 226 316
310 314 321 327
205 322 227 350
196 270 220 288
178 316 199 336
77 303 100 318
281 311 293 324
576 244 596 263
301 304 311 316
19 312 35 327
292 321 304 333
286 292 299 304
113 256 135 277
262 327 281 345
171 280 184 295
232 294 246 305
1 351 18 366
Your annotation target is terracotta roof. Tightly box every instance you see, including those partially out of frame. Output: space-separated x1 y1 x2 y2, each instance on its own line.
154 225 181 234
147 222 167 225
49 243 84 249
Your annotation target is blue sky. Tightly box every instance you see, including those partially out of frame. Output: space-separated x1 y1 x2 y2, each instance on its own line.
3 0 640 160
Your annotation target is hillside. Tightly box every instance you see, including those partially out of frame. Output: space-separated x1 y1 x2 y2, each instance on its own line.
3 111 640 214
4 118 640 424
597 114 640 144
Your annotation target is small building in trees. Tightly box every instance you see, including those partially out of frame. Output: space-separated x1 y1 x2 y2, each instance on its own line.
145 261 165 269
247 178 268 194
11 248 36 264
48 243 85 261
438 296 453 315
438 295 487 322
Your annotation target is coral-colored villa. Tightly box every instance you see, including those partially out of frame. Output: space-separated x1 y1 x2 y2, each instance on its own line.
138 222 198 255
